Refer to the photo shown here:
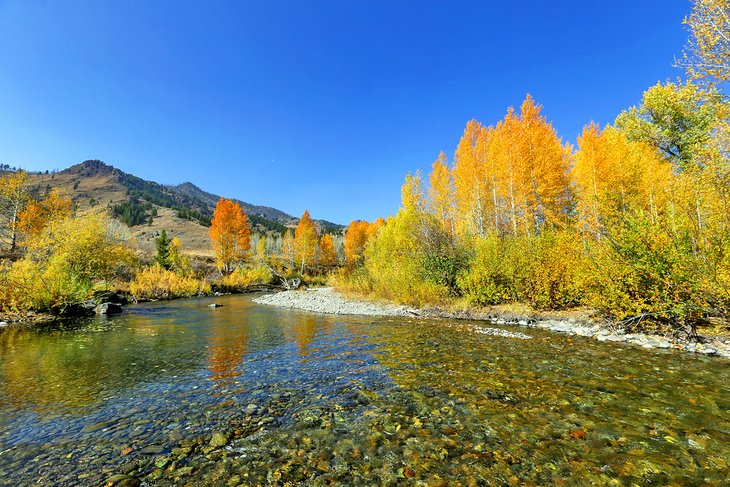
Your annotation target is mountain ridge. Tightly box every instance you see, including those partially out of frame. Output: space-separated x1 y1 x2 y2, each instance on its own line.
59 160 344 231
13 159 344 257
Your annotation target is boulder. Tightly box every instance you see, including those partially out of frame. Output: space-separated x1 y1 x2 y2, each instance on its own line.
63 299 97 317
95 302 124 315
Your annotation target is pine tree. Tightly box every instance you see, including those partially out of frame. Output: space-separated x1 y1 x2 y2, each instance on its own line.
155 229 172 270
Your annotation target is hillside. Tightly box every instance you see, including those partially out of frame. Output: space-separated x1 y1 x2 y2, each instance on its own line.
19 160 344 257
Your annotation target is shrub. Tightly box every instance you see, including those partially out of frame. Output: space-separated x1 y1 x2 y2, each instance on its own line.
587 214 712 334
458 231 589 310
130 266 211 300
363 210 451 306
217 264 273 292
0 210 136 313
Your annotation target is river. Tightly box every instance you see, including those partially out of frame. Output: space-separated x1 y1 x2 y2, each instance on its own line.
0 294 728 485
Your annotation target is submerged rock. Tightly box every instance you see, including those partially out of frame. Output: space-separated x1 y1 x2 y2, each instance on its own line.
95 302 123 315
209 431 229 448
103 474 141 487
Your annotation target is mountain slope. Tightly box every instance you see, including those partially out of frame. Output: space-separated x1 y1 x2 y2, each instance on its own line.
20 160 344 257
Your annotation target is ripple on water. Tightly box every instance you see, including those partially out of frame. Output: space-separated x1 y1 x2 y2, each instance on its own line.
0 294 728 485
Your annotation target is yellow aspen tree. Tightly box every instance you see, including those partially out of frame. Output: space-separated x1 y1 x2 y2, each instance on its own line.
344 220 378 267
452 120 492 237
281 229 295 269
0 170 30 254
573 122 611 234
515 95 572 233
677 0 730 85
401 171 425 213
427 151 457 235
319 234 337 267
19 188 74 243
210 198 251 275
294 210 319 273
488 108 525 235
255 235 268 263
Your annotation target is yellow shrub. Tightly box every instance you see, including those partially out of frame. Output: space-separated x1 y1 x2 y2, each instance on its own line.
328 267 373 296
217 264 273 292
131 266 211 300
458 231 589 310
363 210 451 306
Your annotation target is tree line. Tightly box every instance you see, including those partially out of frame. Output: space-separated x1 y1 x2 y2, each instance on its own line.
334 0 730 335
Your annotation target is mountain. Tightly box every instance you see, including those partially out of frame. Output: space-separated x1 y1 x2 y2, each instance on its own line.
20 160 345 257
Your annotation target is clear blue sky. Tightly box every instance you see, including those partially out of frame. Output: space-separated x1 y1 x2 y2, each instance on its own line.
0 1 690 224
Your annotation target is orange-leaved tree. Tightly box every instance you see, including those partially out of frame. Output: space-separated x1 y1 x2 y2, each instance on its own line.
210 198 251 275
0 170 30 254
427 151 456 235
19 188 74 244
319 233 337 267
344 220 371 268
294 210 319 273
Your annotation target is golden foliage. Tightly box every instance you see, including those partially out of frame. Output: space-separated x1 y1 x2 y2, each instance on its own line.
130 266 211 300
678 0 730 85
210 198 251 275
319 234 337 267
18 188 73 242
294 210 318 273
0 170 30 253
0 210 136 312
218 264 273 292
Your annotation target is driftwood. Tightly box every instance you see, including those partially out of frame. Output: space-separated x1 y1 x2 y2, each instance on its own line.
265 265 301 290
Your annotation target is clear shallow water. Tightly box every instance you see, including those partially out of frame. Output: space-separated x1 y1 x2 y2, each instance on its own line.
0 294 728 486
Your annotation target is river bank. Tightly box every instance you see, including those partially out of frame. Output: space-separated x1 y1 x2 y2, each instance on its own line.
254 287 730 358
0 284 287 329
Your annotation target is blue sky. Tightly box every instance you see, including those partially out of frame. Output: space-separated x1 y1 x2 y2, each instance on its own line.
0 1 690 223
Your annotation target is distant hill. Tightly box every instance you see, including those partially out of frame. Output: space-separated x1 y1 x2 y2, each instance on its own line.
16 160 345 257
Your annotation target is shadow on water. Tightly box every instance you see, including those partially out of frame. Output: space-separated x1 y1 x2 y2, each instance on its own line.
0 294 728 485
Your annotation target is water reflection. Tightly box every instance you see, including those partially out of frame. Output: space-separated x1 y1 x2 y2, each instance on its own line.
207 305 249 386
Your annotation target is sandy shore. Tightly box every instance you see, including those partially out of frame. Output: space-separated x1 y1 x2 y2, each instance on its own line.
254 287 730 358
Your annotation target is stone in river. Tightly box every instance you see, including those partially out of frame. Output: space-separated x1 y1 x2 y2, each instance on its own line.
95 302 123 315
209 431 229 448
103 474 141 486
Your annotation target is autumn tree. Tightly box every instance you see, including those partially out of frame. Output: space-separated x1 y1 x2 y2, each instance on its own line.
368 217 385 238
168 236 191 275
615 81 725 171
677 0 730 85
513 95 572 233
255 235 268 263
294 210 319 273
0 170 30 254
344 220 372 268
319 234 337 267
3 209 137 311
573 123 672 235
18 187 73 243
452 121 493 237
281 229 295 269
210 198 251 275
427 152 456 235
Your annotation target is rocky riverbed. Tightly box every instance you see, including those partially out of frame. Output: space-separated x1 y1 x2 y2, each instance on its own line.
254 288 730 358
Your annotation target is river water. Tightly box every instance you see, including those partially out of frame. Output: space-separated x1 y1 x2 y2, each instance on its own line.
0 294 728 485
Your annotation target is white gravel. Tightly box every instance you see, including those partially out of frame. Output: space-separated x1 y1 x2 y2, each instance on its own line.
253 287 730 357
253 287 412 317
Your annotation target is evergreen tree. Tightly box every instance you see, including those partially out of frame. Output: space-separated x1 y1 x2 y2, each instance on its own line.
155 229 172 270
